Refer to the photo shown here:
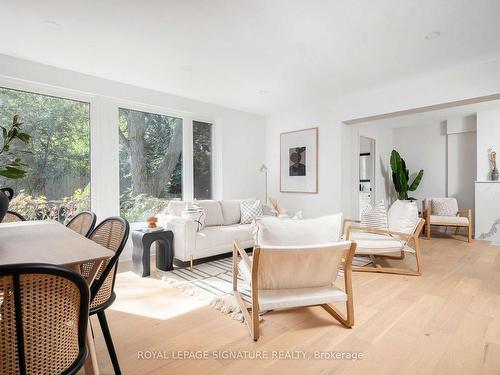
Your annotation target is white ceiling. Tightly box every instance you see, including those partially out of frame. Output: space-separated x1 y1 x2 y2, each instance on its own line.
1 0 500 115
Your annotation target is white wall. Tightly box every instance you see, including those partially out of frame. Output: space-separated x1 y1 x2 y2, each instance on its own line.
477 109 500 181
266 57 500 219
0 54 266 220
393 122 447 210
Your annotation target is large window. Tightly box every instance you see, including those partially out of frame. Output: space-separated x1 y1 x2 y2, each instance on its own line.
119 108 183 222
193 121 213 199
0 87 91 221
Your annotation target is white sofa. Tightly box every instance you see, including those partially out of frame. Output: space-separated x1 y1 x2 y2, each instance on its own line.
156 200 256 263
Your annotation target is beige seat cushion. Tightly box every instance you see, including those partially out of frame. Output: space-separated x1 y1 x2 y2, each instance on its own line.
349 232 407 254
429 215 469 225
258 286 347 310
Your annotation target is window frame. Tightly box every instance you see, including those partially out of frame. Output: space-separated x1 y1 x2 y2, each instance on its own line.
0 79 94 217
0 76 219 220
109 98 219 208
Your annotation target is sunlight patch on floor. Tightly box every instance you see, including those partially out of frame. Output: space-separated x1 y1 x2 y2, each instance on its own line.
109 271 208 320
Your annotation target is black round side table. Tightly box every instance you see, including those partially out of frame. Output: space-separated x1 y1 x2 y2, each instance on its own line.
131 229 174 277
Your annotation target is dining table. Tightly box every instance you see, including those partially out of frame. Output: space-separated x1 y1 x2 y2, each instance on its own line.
0 220 115 375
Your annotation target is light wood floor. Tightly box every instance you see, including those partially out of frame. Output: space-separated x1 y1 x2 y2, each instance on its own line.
86 235 500 375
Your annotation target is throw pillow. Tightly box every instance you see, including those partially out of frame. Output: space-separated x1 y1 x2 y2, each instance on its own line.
253 213 343 246
360 200 388 229
431 198 458 216
387 200 419 234
240 200 264 224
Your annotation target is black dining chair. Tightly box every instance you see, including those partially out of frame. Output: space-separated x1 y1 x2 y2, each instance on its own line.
84 217 129 375
1 210 27 223
66 211 97 237
0 263 90 375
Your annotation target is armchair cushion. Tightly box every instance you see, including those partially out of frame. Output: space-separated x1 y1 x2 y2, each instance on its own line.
348 231 406 254
430 198 458 216
429 215 469 225
258 286 347 310
254 214 343 246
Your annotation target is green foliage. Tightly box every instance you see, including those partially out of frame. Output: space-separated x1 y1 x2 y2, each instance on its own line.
9 186 90 222
0 88 90 201
390 149 424 200
0 115 31 179
119 189 171 222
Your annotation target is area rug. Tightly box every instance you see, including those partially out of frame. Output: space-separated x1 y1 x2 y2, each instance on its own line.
154 256 370 322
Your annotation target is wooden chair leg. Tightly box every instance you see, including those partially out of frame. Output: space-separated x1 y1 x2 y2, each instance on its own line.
321 302 353 328
426 222 431 240
97 310 121 375
468 224 472 242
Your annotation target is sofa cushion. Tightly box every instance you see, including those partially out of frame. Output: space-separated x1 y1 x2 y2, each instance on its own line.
198 200 224 226
388 200 419 234
166 200 186 216
196 223 253 250
429 215 469 225
254 214 343 246
220 200 241 225
431 198 458 216
240 200 264 224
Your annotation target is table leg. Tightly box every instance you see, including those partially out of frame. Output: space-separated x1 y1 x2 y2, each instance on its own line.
70 262 104 375
84 323 99 375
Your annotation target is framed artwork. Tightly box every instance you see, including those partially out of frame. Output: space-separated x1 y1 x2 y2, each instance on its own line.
280 127 318 193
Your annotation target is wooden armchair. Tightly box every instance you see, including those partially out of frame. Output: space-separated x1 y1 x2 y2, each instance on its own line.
233 240 357 341
422 198 472 242
343 200 425 276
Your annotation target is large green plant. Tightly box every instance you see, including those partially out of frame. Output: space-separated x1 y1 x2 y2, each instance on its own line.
390 149 424 200
0 115 30 179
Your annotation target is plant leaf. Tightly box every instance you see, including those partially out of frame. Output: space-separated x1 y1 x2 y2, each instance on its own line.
409 169 424 191
0 166 26 179
390 150 402 173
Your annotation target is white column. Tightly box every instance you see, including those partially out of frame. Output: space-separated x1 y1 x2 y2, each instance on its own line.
182 117 194 201
90 98 120 219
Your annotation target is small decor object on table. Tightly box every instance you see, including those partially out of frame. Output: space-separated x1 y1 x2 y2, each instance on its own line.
147 216 158 228
280 127 318 193
132 228 174 277
489 149 499 181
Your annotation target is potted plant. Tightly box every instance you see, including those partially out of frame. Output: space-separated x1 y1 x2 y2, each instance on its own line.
390 149 424 201
0 115 31 221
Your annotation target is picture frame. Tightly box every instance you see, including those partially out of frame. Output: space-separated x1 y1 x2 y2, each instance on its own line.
280 127 318 193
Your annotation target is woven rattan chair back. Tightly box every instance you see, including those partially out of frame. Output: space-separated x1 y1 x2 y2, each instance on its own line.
65 211 97 237
1 211 26 223
0 264 89 375
86 217 129 310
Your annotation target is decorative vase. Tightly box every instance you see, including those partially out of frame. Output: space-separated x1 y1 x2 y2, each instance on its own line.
0 187 14 222
492 168 499 181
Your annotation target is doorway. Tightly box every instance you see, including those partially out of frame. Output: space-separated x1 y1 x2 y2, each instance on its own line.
359 136 376 216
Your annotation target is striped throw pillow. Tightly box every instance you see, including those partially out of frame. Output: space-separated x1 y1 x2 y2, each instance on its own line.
360 200 388 229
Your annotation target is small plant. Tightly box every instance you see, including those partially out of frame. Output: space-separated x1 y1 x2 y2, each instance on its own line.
390 150 424 200
0 115 31 179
